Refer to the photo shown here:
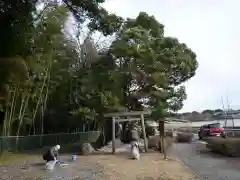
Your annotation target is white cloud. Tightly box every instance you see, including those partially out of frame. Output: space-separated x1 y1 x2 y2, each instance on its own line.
102 0 240 112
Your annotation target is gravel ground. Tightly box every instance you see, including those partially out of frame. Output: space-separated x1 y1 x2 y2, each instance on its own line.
173 141 240 180
87 152 198 180
0 139 197 180
0 155 105 180
0 139 128 180
3 137 238 180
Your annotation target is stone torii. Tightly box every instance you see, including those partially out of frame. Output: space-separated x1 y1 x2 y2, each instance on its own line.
104 111 151 154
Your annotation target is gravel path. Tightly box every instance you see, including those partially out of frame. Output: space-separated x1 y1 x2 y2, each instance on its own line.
173 141 240 180
0 139 127 180
4 138 237 180
0 155 105 180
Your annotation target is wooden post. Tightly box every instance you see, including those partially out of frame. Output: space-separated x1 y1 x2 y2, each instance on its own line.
112 116 116 154
159 121 164 153
231 117 235 137
140 113 148 152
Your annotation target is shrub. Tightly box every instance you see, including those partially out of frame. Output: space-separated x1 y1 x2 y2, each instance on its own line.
148 135 160 149
176 132 193 143
165 131 173 137
225 131 240 137
147 135 173 151
178 127 198 133
145 126 157 137
206 137 240 157
205 137 225 152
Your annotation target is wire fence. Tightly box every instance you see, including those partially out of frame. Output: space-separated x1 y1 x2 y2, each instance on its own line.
0 131 101 153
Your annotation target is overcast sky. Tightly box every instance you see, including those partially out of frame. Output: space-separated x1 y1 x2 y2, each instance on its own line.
102 0 240 112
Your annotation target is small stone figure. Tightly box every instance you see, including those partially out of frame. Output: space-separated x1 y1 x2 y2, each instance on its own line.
81 143 95 155
130 141 140 160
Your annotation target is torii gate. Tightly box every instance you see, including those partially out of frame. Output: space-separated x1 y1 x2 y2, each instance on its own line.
104 111 151 154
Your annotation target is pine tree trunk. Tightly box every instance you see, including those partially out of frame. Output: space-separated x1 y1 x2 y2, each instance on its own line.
159 121 165 154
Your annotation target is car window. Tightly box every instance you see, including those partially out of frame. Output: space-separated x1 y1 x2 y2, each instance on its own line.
203 125 208 128
208 123 220 128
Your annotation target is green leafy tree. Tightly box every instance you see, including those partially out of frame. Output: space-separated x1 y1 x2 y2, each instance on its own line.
108 12 198 143
0 0 199 155
63 0 123 35
109 12 198 115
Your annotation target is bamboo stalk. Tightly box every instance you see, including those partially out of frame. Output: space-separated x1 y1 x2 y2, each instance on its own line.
2 108 9 136
8 85 20 136
39 71 51 146
18 94 26 123
7 87 18 136
32 55 52 134
16 94 30 142
31 75 47 134
2 89 12 136
40 104 44 147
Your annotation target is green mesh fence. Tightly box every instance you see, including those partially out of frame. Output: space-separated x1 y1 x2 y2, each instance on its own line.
0 131 101 153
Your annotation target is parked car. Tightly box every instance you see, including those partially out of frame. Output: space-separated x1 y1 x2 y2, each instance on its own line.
198 123 225 140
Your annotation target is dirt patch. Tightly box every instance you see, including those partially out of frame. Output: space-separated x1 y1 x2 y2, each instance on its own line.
81 152 199 180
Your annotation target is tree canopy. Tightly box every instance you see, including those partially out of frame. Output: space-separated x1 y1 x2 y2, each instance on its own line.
0 1 198 140
109 12 197 119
